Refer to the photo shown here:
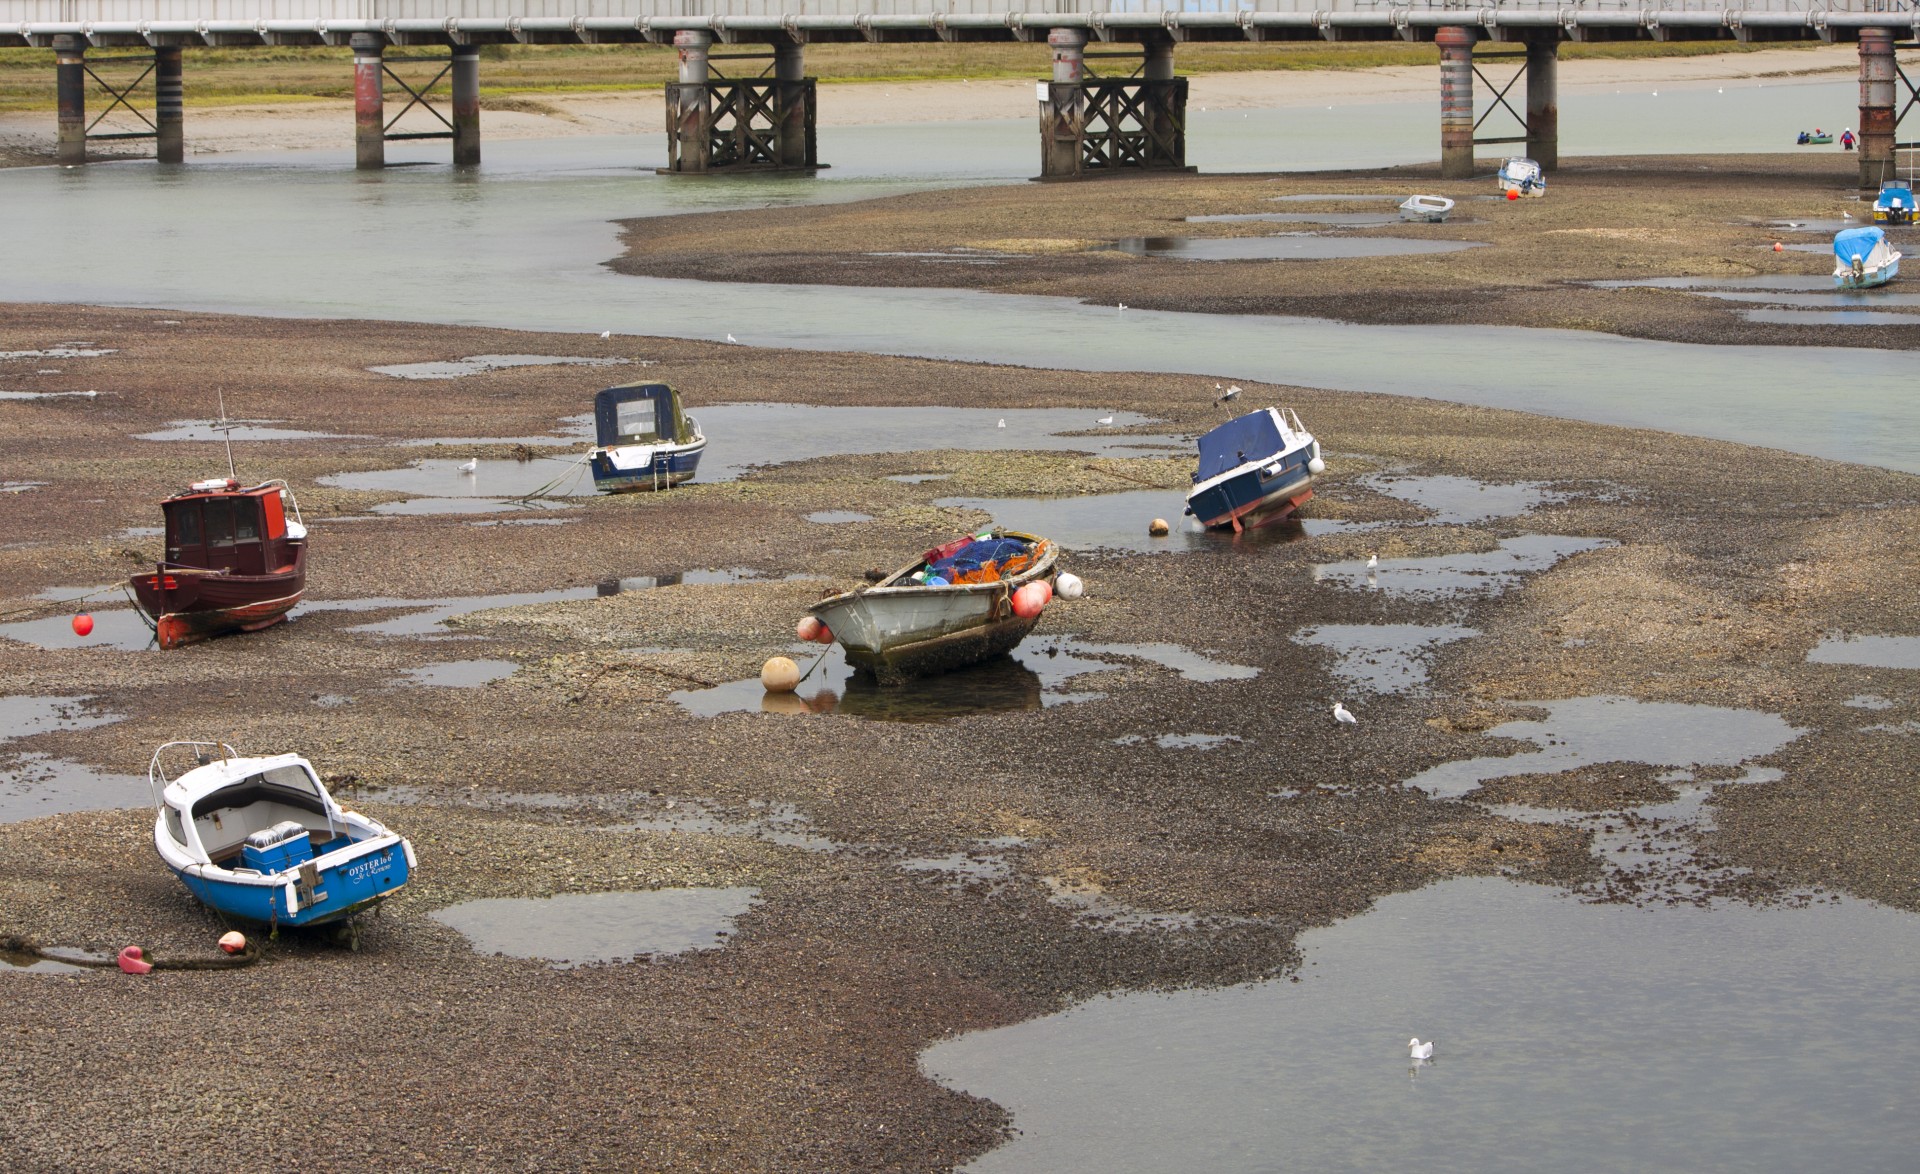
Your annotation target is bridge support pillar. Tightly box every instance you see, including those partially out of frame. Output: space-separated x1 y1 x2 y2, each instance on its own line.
774 39 812 170
352 33 385 171
1039 30 1188 181
156 47 184 164
1860 27 1896 189
452 46 480 167
1040 28 1087 180
1525 37 1558 171
663 30 818 174
54 34 85 166
1438 27 1475 180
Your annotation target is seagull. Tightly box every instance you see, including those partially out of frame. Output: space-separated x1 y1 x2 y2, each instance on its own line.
726 333 739 344
458 458 478 474
1366 553 1378 570
1333 702 1358 725
1096 413 1115 425
1408 1038 1434 1061
599 330 611 339
997 418 1006 428
1117 302 1128 312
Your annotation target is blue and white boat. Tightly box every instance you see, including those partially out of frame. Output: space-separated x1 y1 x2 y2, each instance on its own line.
1497 157 1545 198
150 742 414 932
587 381 706 493
1184 407 1325 533
1833 226 1902 289
1874 181 1915 225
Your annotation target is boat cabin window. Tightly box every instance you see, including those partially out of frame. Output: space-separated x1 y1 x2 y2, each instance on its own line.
234 500 259 543
205 497 235 548
615 398 660 443
164 807 188 846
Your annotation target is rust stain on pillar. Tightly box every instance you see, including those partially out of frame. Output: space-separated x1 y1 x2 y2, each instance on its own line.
351 33 384 171
156 47 183 165
1525 37 1558 172
1437 26 1475 181
1859 28 1896 190
452 47 480 167
1042 27 1088 180
669 29 713 173
54 34 85 166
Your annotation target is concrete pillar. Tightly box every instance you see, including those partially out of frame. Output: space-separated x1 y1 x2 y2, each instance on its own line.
1437 27 1475 180
1860 28 1897 189
1525 36 1558 171
668 28 713 173
1041 28 1088 179
155 47 183 164
351 33 384 171
54 34 85 166
1142 38 1184 170
452 46 480 167
773 38 809 170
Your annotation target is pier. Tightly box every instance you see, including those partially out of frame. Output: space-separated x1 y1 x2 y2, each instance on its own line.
6 2 1920 183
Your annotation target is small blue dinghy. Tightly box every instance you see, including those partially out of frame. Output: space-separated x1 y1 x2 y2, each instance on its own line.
150 742 414 933
1833 226 1902 289
1184 407 1325 533
587 381 706 493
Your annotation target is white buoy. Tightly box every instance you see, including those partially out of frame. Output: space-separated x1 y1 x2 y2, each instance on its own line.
760 656 800 693
1333 702 1358 725
1409 1038 1434 1060
1055 572 1085 599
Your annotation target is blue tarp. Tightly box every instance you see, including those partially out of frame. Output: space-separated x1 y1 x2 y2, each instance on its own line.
1877 185 1914 210
1195 410 1285 482
1834 226 1886 261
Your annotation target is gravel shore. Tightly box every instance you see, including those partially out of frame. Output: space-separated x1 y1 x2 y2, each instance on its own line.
4 153 1919 1170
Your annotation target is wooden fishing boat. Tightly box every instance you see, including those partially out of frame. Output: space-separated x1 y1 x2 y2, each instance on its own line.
1184 407 1325 534
1399 194 1456 223
149 741 414 936
1834 225 1902 289
1497 158 1545 198
808 530 1058 685
587 381 706 493
128 478 307 650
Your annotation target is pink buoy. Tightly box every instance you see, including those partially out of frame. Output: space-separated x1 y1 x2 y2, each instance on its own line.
796 616 823 643
813 622 833 645
117 945 153 975
219 931 247 955
1011 582 1049 619
72 614 93 637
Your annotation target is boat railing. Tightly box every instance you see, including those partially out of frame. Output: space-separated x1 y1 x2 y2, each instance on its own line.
148 739 239 809
257 478 305 530
1279 406 1311 440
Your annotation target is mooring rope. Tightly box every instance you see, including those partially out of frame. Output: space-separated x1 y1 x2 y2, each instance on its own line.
515 452 591 502
0 933 262 971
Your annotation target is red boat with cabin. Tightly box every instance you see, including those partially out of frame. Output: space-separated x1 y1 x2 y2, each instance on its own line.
129 478 308 650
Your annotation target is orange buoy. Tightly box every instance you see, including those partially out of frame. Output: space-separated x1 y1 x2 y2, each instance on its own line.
1149 518 1171 537
796 616 823 642
72 614 93 637
1011 582 1049 619
117 945 153 975
1505 189 1520 201
1773 241 1785 252
219 931 247 955
812 622 833 645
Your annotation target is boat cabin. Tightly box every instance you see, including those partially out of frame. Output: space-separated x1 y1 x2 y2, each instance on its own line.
159 754 346 869
594 382 694 449
162 479 304 577
1194 409 1307 483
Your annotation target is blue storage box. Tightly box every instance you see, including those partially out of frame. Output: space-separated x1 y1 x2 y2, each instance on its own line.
241 830 314 874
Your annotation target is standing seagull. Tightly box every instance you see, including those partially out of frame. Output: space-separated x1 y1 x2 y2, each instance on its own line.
1408 1038 1434 1061
726 333 739 344
1332 702 1358 725
997 419 1006 428
599 330 612 339
458 458 478 475
1096 412 1115 425
1366 553 1379 570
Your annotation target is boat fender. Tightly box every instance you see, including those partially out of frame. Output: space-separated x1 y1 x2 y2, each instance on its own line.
1308 456 1327 475
117 945 153 975
1055 572 1085 600
1012 582 1050 619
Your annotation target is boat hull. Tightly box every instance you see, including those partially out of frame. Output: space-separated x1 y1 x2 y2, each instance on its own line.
590 438 705 493
1186 443 1319 532
164 836 410 929
809 538 1057 685
129 545 306 650
1836 257 1901 289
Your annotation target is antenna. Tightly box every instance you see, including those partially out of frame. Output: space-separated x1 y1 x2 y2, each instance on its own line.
215 388 237 480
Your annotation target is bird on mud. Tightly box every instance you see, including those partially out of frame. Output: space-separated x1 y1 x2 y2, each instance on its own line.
1408 1038 1434 1061
1332 702 1358 725
457 458 478 475
726 333 739 344
599 330 612 339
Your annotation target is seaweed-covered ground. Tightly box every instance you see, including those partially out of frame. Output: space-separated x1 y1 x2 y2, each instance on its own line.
2 190 1917 1169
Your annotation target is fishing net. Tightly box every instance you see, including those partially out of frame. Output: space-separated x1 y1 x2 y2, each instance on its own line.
929 537 1039 585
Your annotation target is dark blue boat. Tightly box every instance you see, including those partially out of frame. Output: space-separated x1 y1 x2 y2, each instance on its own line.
1184 407 1324 533
588 381 706 494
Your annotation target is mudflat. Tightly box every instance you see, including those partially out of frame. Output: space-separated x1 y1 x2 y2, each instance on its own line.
4 143 1919 1168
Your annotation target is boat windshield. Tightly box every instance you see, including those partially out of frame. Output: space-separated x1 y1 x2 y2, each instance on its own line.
594 383 689 447
190 763 326 821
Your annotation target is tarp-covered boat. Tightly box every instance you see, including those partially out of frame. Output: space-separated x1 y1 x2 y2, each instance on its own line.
808 530 1057 685
128 478 306 650
588 381 705 493
1399 194 1456 223
150 741 414 934
1834 225 1902 289
1497 158 1545 198
1184 407 1324 533
1875 181 1915 225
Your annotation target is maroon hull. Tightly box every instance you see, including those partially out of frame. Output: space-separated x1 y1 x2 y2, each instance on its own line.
128 479 308 650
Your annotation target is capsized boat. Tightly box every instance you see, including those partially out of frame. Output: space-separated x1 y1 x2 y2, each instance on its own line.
808 530 1058 685
129 478 307 650
588 381 706 493
1834 225 1902 289
1497 158 1545 198
1875 181 1915 225
1184 407 1324 534
1399 194 1456 223
149 742 414 932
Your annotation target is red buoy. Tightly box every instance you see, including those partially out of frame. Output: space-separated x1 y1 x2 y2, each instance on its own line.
1773 242 1785 253
117 945 153 975
1011 582 1049 619
1505 189 1520 201
72 614 93 637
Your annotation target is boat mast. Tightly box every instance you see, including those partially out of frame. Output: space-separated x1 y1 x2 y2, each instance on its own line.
215 388 237 480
